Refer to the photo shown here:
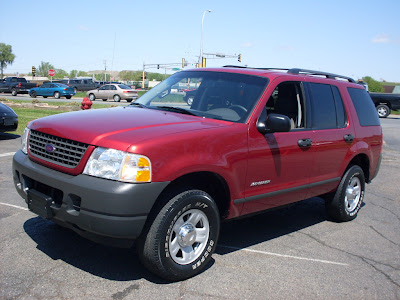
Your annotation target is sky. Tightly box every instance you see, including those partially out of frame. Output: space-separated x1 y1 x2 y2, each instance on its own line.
1 0 400 82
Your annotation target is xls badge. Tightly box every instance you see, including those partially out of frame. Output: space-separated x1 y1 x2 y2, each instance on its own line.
250 180 271 187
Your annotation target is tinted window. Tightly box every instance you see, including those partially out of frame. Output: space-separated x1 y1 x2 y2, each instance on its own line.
309 83 337 129
332 86 347 127
348 88 380 126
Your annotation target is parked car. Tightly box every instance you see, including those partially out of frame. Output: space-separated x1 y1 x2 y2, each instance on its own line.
369 92 400 118
86 84 138 102
29 83 75 99
13 67 382 281
0 103 18 132
59 78 99 92
0 77 38 96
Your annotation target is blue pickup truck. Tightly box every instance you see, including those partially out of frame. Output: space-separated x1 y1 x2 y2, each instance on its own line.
0 77 38 96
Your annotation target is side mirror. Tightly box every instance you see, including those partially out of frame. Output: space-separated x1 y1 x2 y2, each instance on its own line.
257 113 291 134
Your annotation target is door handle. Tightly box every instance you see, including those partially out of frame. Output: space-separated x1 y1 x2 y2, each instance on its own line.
344 134 354 143
298 138 312 148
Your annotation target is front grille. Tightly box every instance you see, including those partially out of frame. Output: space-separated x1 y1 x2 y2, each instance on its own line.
29 130 89 168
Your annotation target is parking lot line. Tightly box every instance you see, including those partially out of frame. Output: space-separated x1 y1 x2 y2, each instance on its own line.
0 152 16 157
218 244 349 266
0 202 29 211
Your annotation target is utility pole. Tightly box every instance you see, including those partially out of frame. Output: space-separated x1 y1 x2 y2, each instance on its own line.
103 60 107 82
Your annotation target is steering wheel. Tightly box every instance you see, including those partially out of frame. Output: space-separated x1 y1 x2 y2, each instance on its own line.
228 105 248 116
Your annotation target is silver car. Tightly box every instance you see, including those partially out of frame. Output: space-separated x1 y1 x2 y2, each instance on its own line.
86 84 138 102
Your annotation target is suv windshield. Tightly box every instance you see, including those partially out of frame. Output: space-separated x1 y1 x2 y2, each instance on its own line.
134 71 268 122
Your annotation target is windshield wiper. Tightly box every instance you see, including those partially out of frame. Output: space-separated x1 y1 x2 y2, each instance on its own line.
155 106 198 116
129 102 147 108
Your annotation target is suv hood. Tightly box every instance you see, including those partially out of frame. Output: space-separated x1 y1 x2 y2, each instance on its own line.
28 106 229 151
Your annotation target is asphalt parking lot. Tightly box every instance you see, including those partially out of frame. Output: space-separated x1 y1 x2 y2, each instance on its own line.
0 117 399 300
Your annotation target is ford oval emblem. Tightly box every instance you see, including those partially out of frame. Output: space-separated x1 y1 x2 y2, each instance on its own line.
45 144 56 153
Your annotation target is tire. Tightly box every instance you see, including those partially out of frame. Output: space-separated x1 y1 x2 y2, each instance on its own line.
126 99 133 102
89 93 96 101
11 88 17 96
376 104 390 118
43 96 48 98
325 165 365 222
113 94 121 102
65 96 72 99
30 91 37 98
54 92 60 99
137 189 220 281
102 99 107 101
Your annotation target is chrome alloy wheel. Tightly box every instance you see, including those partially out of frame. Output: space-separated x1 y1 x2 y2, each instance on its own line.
344 177 361 213
377 107 388 117
168 209 210 265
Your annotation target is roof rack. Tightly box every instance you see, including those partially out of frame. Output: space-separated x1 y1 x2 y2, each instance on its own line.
222 66 355 83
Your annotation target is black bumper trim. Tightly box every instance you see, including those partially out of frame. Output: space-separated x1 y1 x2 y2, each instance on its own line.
13 150 170 244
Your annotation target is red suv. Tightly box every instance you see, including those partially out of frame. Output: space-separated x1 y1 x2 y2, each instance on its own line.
13 67 382 281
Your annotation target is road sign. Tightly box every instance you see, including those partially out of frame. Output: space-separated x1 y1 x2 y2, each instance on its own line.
48 69 55 77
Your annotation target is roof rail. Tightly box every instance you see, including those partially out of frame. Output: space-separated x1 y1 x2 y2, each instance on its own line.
222 66 355 83
287 68 355 83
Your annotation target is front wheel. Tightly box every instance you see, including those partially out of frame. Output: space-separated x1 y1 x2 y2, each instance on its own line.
54 92 60 99
30 91 37 98
137 189 220 281
89 93 96 101
376 104 390 118
325 165 365 222
113 94 121 102
65 95 72 99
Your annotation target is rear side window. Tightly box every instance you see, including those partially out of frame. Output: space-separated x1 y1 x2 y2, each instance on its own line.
348 88 380 126
308 83 337 129
332 86 347 127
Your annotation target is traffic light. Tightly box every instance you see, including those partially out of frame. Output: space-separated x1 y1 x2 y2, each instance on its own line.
32 66 36 76
238 54 242 62
182 58 185 69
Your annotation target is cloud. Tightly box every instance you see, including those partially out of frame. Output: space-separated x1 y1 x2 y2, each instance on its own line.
241 42 253 48
77 25 91 31
371 33 390 44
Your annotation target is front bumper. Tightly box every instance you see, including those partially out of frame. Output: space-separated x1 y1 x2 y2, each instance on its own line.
13 150 169 247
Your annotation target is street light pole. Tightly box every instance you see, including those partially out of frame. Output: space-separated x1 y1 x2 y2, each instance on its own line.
200 9 211 68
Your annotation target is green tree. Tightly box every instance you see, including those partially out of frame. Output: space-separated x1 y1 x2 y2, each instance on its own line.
55 69 68 79
69 70 78 78
37 61 55 77
362 76 384 93
77 71 88 77
148 72 164 81
0 43 16 78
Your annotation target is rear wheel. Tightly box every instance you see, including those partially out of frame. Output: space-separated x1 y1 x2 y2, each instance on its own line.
30 91 37 98
54 92 60 99
43 96 48 98
137 189 220 281
11 88 17 96
65 96 72 99
113 94 121 102
102 99 107 101
127 99 133 102
325 165 365 222
376 104 390 118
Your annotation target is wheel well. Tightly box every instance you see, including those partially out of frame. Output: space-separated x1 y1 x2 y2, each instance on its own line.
376 102 391 109
154 172 231 220
348 154 370 182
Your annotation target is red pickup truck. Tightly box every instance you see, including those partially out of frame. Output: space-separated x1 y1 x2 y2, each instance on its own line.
13 67 382 281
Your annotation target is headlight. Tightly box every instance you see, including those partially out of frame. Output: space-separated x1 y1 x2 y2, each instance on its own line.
21 128 29 154
83 147 151 183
